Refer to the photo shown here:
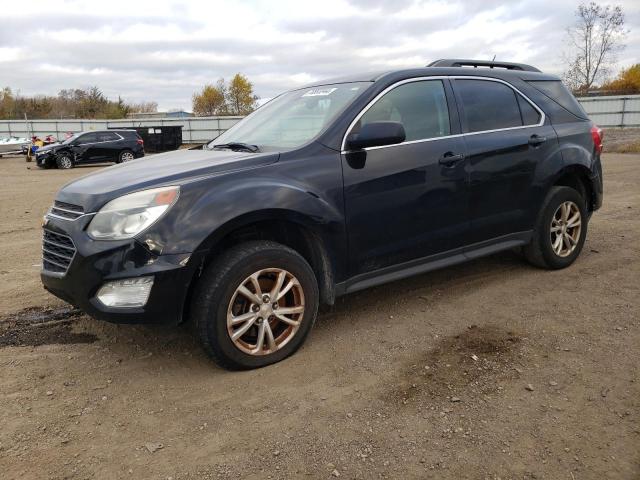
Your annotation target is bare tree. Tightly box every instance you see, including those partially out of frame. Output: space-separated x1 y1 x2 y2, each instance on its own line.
563 2 627 92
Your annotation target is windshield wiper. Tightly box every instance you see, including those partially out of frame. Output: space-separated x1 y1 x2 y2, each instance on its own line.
211 142 260 153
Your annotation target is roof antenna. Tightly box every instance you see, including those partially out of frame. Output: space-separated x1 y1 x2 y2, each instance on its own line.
491 54 496 62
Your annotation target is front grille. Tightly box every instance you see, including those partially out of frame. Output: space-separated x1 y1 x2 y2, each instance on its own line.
50 201 84 220
42 229 76 274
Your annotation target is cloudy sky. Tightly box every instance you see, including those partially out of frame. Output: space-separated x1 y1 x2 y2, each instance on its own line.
2 0 639 111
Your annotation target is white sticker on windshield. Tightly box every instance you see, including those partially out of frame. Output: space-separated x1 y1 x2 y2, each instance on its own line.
302 87 337 97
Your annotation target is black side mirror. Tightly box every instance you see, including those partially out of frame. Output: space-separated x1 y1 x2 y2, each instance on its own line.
346 121 406 150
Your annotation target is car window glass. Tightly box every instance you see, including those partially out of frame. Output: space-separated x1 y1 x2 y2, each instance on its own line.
78 133 98 143
97 132 119 142
517 95 541 126
526 80 588 119
456 80 523 132
355 80 450 142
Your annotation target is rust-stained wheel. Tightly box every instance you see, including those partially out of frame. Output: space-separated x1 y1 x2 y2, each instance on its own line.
192 241 319 370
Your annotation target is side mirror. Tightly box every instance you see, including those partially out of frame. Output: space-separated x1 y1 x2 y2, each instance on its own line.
346 121 406 150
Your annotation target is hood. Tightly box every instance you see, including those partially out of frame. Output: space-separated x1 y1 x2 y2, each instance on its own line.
37 143 61 153
57 148 279 212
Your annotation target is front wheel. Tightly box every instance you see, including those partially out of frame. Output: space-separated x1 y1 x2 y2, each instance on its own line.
524 186 588 269
55 153 73 169
192 241 319 370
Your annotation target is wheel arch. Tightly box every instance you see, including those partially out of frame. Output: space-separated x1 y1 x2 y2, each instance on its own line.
551 164 596 212
181 209 340 324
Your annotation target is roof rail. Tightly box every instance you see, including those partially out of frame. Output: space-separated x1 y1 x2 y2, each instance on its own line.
427 59 541 73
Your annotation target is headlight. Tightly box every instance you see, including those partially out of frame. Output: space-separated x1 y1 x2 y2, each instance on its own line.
87 186 179 240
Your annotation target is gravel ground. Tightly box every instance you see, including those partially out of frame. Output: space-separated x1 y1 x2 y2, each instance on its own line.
0 154 638 479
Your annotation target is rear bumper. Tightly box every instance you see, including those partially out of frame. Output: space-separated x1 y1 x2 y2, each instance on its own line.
40 216 204 325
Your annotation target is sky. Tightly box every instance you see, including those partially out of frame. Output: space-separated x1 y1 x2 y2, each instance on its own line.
1 0 639 111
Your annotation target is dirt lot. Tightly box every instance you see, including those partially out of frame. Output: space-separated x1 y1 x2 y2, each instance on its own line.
0 154 638 479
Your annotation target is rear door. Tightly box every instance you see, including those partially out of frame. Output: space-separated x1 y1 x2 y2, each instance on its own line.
96 131 123 161
342 78 469 276
451 78 558 244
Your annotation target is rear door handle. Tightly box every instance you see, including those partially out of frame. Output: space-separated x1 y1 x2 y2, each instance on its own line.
528 134 547 147
438 152 465 167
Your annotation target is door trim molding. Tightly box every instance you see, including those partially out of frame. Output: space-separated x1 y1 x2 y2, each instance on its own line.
335 231 532 296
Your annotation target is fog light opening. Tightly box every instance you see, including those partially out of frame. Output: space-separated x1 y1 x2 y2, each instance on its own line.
96 277 154 308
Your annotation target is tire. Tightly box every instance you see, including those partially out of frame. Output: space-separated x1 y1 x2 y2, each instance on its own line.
117 150 135 163
55 153 73 169
192 240 319 370
524 186 588 269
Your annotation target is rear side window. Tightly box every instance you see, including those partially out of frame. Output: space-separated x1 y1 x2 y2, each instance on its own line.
356 80 451 142
97 132 120 142
526 80 587 119
456 79 522 132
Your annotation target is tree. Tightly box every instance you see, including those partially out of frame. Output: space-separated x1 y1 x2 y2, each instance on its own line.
129 101 158 114
192 82 226 116
601 64 640 92
226 74 258 115
0 87 15 118
0 86 157 120
563 2 627 92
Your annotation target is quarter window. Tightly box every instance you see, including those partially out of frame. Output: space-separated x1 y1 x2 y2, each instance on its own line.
456 79 526 133
354 80 451 142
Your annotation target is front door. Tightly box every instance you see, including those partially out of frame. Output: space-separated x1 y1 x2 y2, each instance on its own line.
342 78 469 276
72 132 101 163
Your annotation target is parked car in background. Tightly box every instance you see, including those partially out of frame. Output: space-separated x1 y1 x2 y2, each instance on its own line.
35 129 144 169
41 59 603 370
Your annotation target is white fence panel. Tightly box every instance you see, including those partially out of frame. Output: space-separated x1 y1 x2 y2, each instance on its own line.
576 94 640 127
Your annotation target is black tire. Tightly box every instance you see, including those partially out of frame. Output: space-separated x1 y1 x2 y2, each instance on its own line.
55 153 73 169
117 149 135 163
524 186 588 269
192 240 319 370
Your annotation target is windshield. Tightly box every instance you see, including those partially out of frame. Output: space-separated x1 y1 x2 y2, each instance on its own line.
207 82 369 151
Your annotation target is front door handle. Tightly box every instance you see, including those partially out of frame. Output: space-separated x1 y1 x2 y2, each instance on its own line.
438 152 465 167
528 134 547 147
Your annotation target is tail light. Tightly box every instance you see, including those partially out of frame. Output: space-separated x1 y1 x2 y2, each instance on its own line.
136 138 144 145
590 125 603 154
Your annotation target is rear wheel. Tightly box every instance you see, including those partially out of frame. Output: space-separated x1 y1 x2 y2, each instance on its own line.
55 153 73 169
192 241 319 370
117 150 134 163
524 186 588 269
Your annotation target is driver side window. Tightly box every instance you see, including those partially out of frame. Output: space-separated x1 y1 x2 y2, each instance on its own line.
355 80 451 142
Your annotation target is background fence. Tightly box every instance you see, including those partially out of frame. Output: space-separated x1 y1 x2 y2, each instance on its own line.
575 94 640 128
1 95 639 143
0 116 244 143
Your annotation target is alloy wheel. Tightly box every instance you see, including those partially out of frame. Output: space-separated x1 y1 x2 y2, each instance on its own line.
59 156 72 169
550 201 582 257
226 268 305 356
121 151 134 162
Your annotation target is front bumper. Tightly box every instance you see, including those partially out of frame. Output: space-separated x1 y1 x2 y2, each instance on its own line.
40 214 204 325
35 150 55 167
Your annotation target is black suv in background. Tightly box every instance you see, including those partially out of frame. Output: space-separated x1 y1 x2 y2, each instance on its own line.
40 59 603 369
36 129 144 169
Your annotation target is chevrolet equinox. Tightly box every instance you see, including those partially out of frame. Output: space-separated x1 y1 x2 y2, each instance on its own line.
40 59 604 369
